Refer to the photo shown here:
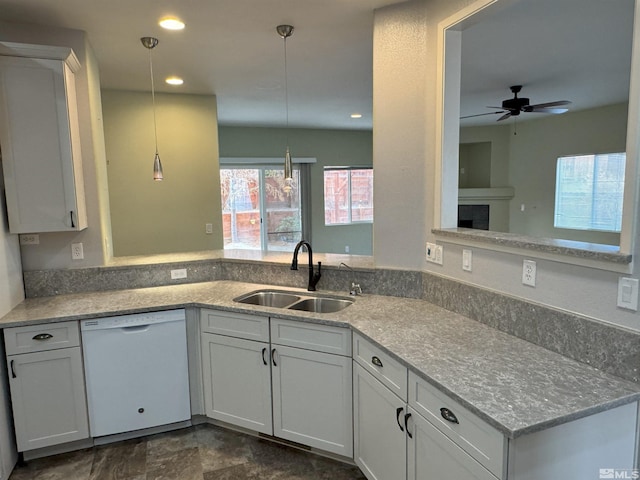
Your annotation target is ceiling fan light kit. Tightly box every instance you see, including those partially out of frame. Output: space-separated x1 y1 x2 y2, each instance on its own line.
462 85 571 122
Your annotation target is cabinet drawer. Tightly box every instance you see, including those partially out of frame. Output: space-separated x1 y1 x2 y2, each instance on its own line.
408 371 505 478
353 332 407 402
270 318 351 356
201 309 269 342
4 321 80 355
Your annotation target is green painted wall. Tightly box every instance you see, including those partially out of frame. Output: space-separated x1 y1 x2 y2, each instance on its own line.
103 90 223 256
219 126 373 255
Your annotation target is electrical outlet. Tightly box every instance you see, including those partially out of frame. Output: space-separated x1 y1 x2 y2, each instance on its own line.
522 260 536 287
205 223 213 234
171 268 187 280
19 234 39 245
462 249 472 271
345 245 350 254
71 242 84 260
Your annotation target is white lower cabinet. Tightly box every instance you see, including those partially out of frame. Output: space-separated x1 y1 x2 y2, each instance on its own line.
201 332 272 434
408 406 497 480
353 332 501 480
3 322 89 452
271 343 352 455
353 362 407 480
200 309 353 457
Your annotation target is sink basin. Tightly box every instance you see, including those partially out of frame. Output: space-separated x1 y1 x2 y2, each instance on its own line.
287 297 353 313
234 291 301 308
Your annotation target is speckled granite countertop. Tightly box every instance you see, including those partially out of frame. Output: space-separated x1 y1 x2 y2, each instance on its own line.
1 280 638 439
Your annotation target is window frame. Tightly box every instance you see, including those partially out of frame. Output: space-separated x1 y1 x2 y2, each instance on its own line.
323 166 374 226
553 152 626 233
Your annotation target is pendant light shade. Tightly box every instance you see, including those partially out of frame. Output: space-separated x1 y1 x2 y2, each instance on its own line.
141 36 164 181
277 25 294 194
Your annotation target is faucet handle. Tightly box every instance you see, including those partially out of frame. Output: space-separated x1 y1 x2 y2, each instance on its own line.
350 282 362 296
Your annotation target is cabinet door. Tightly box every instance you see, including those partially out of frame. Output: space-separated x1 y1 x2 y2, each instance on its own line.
7 347 89 451
0 55 86 233
353 362 406 480
201 333 272 435
407 407 498 480
271 345 352 457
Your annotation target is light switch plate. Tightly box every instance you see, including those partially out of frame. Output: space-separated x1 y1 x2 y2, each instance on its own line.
426 242 443 265
462 249 472 271
617 277 639 311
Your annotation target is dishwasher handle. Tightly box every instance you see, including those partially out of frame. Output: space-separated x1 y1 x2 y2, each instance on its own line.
121 324 151 333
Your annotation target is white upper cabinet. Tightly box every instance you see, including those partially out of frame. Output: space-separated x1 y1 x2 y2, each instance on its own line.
0 42 87 233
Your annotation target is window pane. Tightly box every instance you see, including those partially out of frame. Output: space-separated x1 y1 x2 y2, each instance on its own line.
350 169 374 222
220 169 261 249
324 170 350 225
265 169 302 251
554 153 625 232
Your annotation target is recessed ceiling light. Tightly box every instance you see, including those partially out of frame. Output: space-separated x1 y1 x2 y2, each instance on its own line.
165 76 184 86
350 113 363 119
159 17 185 30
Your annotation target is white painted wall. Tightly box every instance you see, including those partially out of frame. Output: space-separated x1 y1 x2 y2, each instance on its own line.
373 0 429 269
373 0 640 331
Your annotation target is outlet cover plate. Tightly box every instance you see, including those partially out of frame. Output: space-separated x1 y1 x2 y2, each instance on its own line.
171 268 188 280
71 243 84 260
522 260 536 287
19 234 39 245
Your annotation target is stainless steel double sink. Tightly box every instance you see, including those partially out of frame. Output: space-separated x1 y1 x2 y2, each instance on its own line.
233 289 353 313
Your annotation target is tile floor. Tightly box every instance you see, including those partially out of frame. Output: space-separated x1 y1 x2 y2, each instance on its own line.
8 424 366 480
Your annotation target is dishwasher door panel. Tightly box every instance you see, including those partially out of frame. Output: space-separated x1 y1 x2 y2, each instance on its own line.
82 315 191 437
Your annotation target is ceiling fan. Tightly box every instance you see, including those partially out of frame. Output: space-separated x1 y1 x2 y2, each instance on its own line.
461 85 571 121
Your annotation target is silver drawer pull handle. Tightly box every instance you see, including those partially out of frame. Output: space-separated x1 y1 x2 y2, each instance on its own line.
32 333 53 341
371 356 383 367
440 407 459 424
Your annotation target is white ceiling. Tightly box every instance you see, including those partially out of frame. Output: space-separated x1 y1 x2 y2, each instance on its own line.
460 0 635 126
0 0 406 130
0 0 634 130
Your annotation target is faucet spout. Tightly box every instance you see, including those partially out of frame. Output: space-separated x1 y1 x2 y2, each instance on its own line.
291 240 321 291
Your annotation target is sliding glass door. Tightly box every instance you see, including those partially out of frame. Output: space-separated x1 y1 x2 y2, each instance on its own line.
220 167 302 251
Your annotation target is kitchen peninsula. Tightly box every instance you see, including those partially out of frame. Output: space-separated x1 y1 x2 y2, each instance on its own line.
1 251 639 479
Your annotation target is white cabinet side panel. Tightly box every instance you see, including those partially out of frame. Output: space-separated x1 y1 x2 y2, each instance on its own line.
509 402 638 479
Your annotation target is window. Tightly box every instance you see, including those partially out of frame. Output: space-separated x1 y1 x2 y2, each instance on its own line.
324 167 373 225
220 166 302 251
554 153 626 232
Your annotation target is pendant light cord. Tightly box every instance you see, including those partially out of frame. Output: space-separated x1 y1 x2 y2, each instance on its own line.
283 35 289 147
148 48 159 155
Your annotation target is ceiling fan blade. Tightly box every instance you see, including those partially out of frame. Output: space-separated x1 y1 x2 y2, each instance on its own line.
527 100 572 109
460 111 505 119
526 107 569 114
497 112 512 121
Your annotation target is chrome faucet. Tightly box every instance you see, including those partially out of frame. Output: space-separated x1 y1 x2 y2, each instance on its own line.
291 240 322 291
339 262 362 295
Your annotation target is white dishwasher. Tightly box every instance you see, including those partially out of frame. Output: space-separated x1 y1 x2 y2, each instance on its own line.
81 309 191 437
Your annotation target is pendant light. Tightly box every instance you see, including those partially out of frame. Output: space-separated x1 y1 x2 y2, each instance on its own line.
141 36 164 181
277 25 294 194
